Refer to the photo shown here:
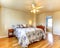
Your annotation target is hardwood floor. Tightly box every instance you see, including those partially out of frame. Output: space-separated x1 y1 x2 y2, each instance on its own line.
0 34 60 48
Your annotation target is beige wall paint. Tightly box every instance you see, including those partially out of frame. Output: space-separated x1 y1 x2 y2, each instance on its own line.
0 7 3 36
37 12 60 35
0 7 33 37
36 13 46 26
53 11 60 35
1 7 60 37
0 7 1 32
0 7 1 35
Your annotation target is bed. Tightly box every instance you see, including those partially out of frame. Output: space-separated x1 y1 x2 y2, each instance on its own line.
37 25 45 32
14 27 46 48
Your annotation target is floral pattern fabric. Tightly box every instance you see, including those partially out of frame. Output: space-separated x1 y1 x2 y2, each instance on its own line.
14 28 46 48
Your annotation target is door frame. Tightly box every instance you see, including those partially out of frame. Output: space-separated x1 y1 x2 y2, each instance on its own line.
45 16 53 34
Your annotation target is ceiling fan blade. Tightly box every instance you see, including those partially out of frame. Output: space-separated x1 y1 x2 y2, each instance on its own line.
32 4 35 9
36 6 44 9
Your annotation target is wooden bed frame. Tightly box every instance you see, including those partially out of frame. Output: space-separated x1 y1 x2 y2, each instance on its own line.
36 25 45 32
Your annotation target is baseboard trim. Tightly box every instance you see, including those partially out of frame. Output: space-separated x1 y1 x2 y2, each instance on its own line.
53 33 60 35
0 36 8 38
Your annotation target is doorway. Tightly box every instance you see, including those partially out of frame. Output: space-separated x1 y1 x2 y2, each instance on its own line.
46 16 53 33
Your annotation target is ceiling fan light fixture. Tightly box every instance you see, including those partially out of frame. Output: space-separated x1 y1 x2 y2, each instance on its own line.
32 3 35 8
31 9 36 13
36 10 39 12
31 9 39 13
30 0 43 13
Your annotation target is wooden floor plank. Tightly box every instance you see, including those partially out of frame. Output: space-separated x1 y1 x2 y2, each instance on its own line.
0 34 60 48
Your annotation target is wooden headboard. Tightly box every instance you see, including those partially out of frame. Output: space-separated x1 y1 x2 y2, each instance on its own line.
36 25 45 31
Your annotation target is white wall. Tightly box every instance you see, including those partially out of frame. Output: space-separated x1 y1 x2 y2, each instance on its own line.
0 7 33 37
36 13 46 26
0 7 2 35
0 7 3 37
1 7 60 37
0 7 1 32
37 12 60 35
53 11 60 35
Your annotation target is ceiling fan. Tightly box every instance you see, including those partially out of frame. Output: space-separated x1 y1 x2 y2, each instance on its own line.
31 0 43 13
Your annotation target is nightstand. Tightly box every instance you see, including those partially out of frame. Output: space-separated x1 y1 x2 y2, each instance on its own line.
8 29 14 38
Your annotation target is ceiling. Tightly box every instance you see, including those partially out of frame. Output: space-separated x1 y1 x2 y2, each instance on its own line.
0 0 60 13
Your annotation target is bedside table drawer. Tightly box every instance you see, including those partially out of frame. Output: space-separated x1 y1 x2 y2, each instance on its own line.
9 32 13 35
8 29 14 38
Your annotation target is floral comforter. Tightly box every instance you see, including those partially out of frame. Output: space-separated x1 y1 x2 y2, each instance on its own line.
14 28 46 48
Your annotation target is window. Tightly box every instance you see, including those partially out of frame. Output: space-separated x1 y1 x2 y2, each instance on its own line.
48 18 52 27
